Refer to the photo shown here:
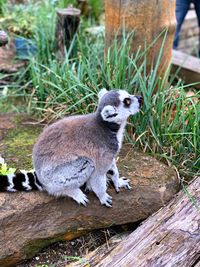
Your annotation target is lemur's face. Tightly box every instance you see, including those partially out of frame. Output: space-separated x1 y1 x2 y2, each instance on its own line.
98 89 142 124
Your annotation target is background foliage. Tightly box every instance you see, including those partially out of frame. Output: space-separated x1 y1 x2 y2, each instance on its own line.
0 0 199 179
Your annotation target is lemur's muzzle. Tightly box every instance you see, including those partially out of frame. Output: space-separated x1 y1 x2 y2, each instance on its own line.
135 95 143 106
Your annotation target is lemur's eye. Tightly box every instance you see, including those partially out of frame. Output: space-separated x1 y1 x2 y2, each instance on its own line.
123 98 131 107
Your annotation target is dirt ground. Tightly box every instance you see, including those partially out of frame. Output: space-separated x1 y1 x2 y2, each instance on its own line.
17 224 138 267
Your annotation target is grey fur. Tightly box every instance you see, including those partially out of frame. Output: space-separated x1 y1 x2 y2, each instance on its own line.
33 89 141 207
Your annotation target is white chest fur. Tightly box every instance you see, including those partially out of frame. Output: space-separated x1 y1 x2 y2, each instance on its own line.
117 121 126 151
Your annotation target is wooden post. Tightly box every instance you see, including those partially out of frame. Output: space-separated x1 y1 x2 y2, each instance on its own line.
105 0 176 79
55 7 81 58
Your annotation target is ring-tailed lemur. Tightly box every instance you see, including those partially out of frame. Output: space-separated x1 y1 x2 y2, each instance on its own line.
0 89 142 207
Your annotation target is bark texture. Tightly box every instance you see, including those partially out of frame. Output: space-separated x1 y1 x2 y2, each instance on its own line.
94 177 200 267
55 7 81 58
105 0 176 78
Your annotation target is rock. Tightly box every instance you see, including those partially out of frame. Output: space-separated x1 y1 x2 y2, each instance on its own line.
85 26 105 36
0 113 180 267
0 41 26 74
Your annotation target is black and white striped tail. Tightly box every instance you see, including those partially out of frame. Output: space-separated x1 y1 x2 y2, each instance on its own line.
0 171 43 192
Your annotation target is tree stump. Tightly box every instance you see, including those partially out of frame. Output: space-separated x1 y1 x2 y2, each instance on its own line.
105 0 176 78
94 177 200 267
55 7 81 58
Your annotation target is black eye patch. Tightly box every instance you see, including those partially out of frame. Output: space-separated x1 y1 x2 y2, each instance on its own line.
123 98 131 107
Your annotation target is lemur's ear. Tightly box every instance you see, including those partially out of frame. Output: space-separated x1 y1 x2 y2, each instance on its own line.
101 105 118 121
98 88 108 101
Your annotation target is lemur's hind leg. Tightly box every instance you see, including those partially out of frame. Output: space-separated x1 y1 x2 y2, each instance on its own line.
107 159 131 193
44 182 89 206
46 185 89 206
87 173 112 207
39 156 94 206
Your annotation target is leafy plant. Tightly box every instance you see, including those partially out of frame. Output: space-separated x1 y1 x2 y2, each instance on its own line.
0 0 57 38
0 161 16 175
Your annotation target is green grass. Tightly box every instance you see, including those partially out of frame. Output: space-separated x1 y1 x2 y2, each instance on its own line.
0 0 199 179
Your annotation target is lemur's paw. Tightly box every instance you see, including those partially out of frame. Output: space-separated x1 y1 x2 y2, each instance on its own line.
74 191 89 206
114 177 132 193
85 183 92 192
100 193 112 208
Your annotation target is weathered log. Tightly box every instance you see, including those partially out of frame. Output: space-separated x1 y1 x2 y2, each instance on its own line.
172 50 200 89
55 7 81 58
105 0 176 78
93 177 200 267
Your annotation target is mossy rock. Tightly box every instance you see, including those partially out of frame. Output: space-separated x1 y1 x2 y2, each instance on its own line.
0 113 42 170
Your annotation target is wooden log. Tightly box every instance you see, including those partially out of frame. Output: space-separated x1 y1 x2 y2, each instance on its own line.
171 50 200 89
94 177 200 267
55 7 81 58
105 0 176 78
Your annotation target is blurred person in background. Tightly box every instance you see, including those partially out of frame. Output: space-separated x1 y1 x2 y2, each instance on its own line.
173 0 200 57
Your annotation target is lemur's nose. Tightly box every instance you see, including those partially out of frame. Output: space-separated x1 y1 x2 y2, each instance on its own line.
135 95 143 105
